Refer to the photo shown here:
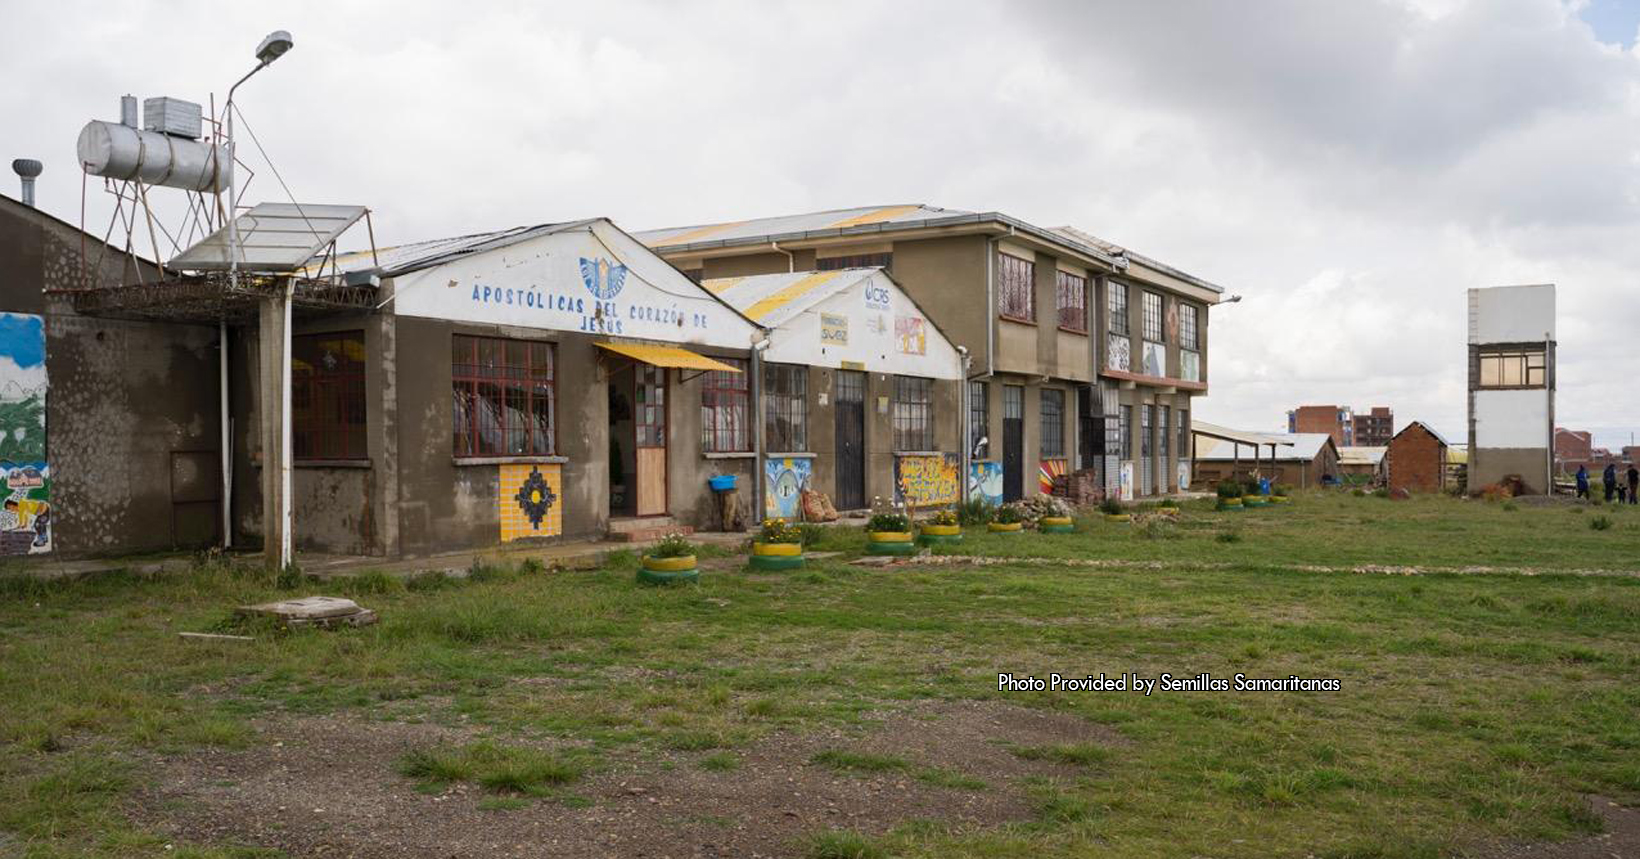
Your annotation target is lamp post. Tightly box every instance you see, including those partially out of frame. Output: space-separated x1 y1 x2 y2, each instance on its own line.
220 30 295 572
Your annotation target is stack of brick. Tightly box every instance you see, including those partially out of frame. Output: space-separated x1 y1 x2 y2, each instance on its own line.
1050 469 1105 507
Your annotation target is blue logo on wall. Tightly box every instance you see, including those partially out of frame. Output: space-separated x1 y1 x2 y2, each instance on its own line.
579 257 629 300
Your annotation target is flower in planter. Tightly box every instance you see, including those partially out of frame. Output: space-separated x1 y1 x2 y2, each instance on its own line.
993 504 1025 525
759 517 802 545
867 512 911 533
928 508 960 527
647 532 697 559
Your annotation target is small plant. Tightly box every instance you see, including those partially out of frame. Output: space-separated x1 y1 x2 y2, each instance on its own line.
1135 518 1179 540
928 508 960 527
1099 496 1126 516
867 512 910 532
1501 501 1518 512
1352 488 1367 497
647 532 697 559
1273 484 1294 497
797 522 826 546
1371 488 1390 498
1216 530 1243 543
957 498 995 525
1216 480 1242 500
1158 496 1180 509
993 504 1024 524
759 517 802 544
1590 515 1613 531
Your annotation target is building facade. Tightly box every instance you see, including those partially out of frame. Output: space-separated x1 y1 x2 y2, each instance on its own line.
1352 407 1394 447
1385 421 1448 494
1286 404 1393 447
1467 285 1555 494
638 205 1227 502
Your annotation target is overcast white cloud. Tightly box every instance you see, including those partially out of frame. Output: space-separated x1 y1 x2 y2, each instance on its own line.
3 0 1636 448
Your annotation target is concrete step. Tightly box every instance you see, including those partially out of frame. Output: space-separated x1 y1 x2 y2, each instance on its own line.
607 517 693 543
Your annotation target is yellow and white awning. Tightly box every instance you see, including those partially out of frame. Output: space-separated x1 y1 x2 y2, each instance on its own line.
594 342 741 372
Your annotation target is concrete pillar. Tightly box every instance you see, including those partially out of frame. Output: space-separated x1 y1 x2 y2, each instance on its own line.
258 281 294 572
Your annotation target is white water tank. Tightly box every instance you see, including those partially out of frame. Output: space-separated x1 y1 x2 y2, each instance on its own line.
77 120 230 192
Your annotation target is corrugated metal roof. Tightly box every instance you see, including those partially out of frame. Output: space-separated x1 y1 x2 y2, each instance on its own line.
1338 446 1387 466
1194 431 1334 462
701 268 870 326
1190 420 1289 448
639 205 965 247
301 220 596 278
1048 225 1228 295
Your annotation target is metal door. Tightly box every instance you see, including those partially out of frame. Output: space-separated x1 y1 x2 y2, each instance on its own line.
834 370 866 511
1077 386 1103 483
1003 385 1024 502
635 364 667 516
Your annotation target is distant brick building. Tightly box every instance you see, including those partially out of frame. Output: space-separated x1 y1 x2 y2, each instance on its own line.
1554 428 1592 468
1386 421 1448 494
1352 407 1394 447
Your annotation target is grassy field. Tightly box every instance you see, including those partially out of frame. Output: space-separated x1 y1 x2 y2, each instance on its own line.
1 492 1638 858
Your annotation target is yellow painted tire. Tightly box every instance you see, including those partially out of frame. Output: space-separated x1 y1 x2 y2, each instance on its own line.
752 542 803 556
642 555 697 572
920 524 962 537
1270 496 1289 503
988 522 1023 532
867 531 914 543
1104 514 1132 522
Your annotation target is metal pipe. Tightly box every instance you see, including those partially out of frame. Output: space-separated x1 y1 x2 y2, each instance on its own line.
278 277 294 569
750 336 770 525
220 319 232 549
957 345 971 505
770 241 794 273
224 60 270 280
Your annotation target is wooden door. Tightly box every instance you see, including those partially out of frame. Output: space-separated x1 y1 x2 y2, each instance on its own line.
635 364 667 516
1003 385 1024 502
834 370 866 511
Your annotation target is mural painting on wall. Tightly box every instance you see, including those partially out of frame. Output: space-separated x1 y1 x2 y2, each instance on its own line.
1141 341 1166 377
1118 462 1135 501
894 316 926 356
821 313 848 346
968 461 1002 507
1038 459 1069 495
1180 350 1201 383
0 313 49 556
895 453 959 508
499 463 563 542
765 456 812 519
1106 334 1130 372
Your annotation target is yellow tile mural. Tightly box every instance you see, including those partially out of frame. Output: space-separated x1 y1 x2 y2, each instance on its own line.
500 463 563 542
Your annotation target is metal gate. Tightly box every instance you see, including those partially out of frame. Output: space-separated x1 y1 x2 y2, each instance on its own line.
1003 385 1024 502
834 370 866 511
1077 385 1103 483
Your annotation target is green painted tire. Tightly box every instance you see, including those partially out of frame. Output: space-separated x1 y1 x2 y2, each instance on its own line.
1040 523 1076 534
642 555 697 572
748 553 805 571
637 567 700 585
866 540 919 556
919 532 964 546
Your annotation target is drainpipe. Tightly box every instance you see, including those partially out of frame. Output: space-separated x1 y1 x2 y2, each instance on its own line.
957 346 971 503
750 335 770 525
220 320 232 548
984 237 998 379
771 241 794 273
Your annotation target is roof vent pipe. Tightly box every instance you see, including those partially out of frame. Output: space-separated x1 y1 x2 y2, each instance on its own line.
120 95 138 128
11 159 41 208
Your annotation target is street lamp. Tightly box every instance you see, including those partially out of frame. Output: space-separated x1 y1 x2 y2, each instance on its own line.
226 30 294 275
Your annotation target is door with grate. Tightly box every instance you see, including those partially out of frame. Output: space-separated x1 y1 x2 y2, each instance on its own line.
635 364 667 516
834 370 866 511
1003 385 1024 502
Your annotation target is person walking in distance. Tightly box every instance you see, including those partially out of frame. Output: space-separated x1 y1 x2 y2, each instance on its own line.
1603 463 1618 502
1575 464 1590 500
1628 463 1638 505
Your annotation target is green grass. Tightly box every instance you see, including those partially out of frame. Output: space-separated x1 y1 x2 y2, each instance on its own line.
1 494 1638 857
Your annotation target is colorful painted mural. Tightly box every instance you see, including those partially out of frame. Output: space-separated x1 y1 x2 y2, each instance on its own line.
895 453 959 507
1038 458 1069 495
0 313 49 556
968 461 1002 507
765 456 812 519
1119 462 1135 501
894 316 926 356
499 463 563 541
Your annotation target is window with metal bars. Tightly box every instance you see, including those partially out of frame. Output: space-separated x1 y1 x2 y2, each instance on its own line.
817 253 891 271
1143 291 1164 342
1056 271 1087 332
1040 388 1065 458
968 380 988 455
1179 303 1199 350
997 252 1035 322
1108 280 1129 336
763 363 807 452
1120 405 1133 458
1178 409 1190 457
893 375 934 451
1159 406 1170 461
451 335 555 457
294 331 367 460
700 358 750 452
1141 405 1153 458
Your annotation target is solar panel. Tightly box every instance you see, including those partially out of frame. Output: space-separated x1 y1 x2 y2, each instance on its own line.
170 202 368 272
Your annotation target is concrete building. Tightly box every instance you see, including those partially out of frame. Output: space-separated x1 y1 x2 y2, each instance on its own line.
1191 431 1340 490
1286 404 1394 447
0 191 224 557
1385 421 1448 494
703 268 965 514
638 205 1229 502
1352 407 1394 447
1467 285 1555 494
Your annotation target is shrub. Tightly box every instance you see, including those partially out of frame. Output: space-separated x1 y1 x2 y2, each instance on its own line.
1216 480 1242 500
1273 484 1294 496
1501 501 1518 512
928 508 960 527
994 504 1024 524
797 522 826 547
956 498 995 525
867 512 910 533
1136 518 1179 540
1590 515 1613 531
1371 488 1390 498
1099 496 1126 516
759 517 802 544
1351 488 1367 497
647 532 698 559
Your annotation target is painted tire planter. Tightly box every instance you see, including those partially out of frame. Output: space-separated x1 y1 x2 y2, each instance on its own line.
988 521 1024 532
749 542 804 571
1269 495 1290 504
866 531 917 556
1038 516 1075 534
1241 495 1267 508
1103 513 1132 523
918 523 964 546
638 554 699 585
1217 497 1243 511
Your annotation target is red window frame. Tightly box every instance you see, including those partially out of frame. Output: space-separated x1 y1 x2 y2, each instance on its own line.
451 334 555 458
293 331 367 460
997 252 1035 323
1056 271 1087 332
700 358 750 452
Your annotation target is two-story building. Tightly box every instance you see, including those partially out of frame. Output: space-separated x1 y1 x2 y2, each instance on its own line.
637 205 1228 502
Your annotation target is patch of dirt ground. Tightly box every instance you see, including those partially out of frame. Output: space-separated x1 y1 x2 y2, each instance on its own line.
1469 796 1640 859
128 699 1110 858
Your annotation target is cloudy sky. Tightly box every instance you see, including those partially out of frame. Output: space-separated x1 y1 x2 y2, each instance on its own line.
5 0 1638 448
